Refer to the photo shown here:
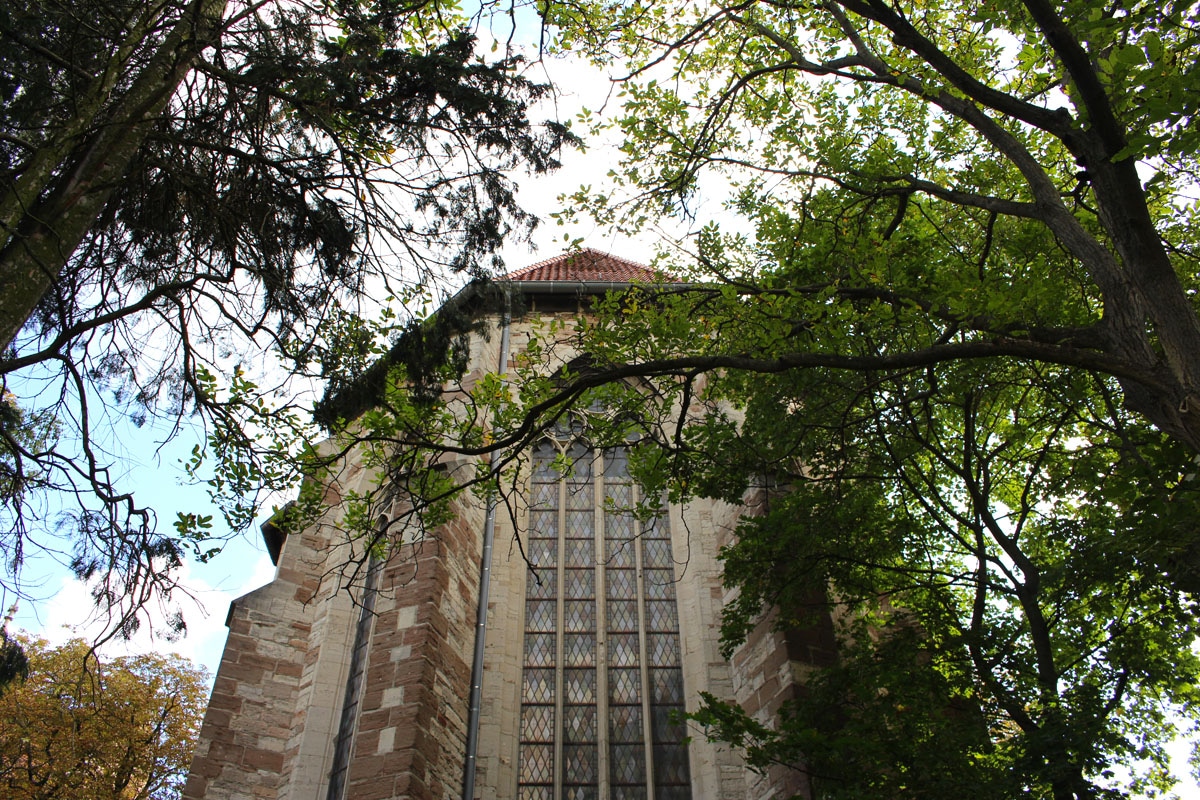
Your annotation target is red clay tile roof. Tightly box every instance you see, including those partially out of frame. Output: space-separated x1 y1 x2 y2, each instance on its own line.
505 248 670 282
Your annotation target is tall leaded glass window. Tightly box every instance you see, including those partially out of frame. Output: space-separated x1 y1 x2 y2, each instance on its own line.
518 439 691 800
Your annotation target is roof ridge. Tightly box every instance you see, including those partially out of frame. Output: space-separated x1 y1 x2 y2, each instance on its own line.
504 247 669 283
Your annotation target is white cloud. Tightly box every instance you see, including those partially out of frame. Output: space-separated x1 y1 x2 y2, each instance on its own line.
17 550 276 683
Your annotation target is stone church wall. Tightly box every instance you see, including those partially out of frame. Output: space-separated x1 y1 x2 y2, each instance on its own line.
185 291 832 800
184 467 365 799
338 491 486 800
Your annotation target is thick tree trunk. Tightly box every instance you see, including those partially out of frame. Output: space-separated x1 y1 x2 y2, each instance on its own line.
0 0 227 353
1082 151 1200 451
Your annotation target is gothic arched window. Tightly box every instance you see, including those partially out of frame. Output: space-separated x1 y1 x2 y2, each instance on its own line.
518 438 691 800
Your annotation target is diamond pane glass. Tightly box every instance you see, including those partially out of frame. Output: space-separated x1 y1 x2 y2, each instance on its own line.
562 744 597 783
567 482 593 510
654 786 691 800
649 669 684 704
564 600 595 632
642 511 668 538
642 539 672 568
605 511 634 539
526 600 556 632
524 633 555 667
518 787 552 800
564 538 594 567
609 668 641 704
522 669 554 703
645 601 678 632
527 539 557 569
606 568 637 600
563 633 595 667
643 569 676 599
521 705 555 742
609 705 643 743
519 744 553 783
609 633 639 667
563 786 598 800
565 668 595 703
653 744 690 784
526 569 555 599
647 634 680 667
651 705 687 743
605 538 636 567
605 482 632 508
530 482 557 510
563 705 596 743
566 510 593 538
610 744 647 784
607 600 638 632
529 508 557 537
565 569 594 599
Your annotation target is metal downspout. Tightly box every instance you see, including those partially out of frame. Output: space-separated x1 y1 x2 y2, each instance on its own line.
463 288 512 800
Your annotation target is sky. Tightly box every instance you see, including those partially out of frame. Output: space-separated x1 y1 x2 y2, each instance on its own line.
8 419 279 676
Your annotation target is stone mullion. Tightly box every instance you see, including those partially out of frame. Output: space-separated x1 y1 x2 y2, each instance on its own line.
594 446 610 800
554 474 566 800
633 483 657 800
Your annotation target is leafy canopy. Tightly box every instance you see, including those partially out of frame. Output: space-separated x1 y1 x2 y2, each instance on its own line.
520 1 1200 796
547 0 1200 451
0 635 208 800
0 0 575 641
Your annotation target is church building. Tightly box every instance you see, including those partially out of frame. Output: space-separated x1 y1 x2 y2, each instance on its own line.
183 250 832 800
